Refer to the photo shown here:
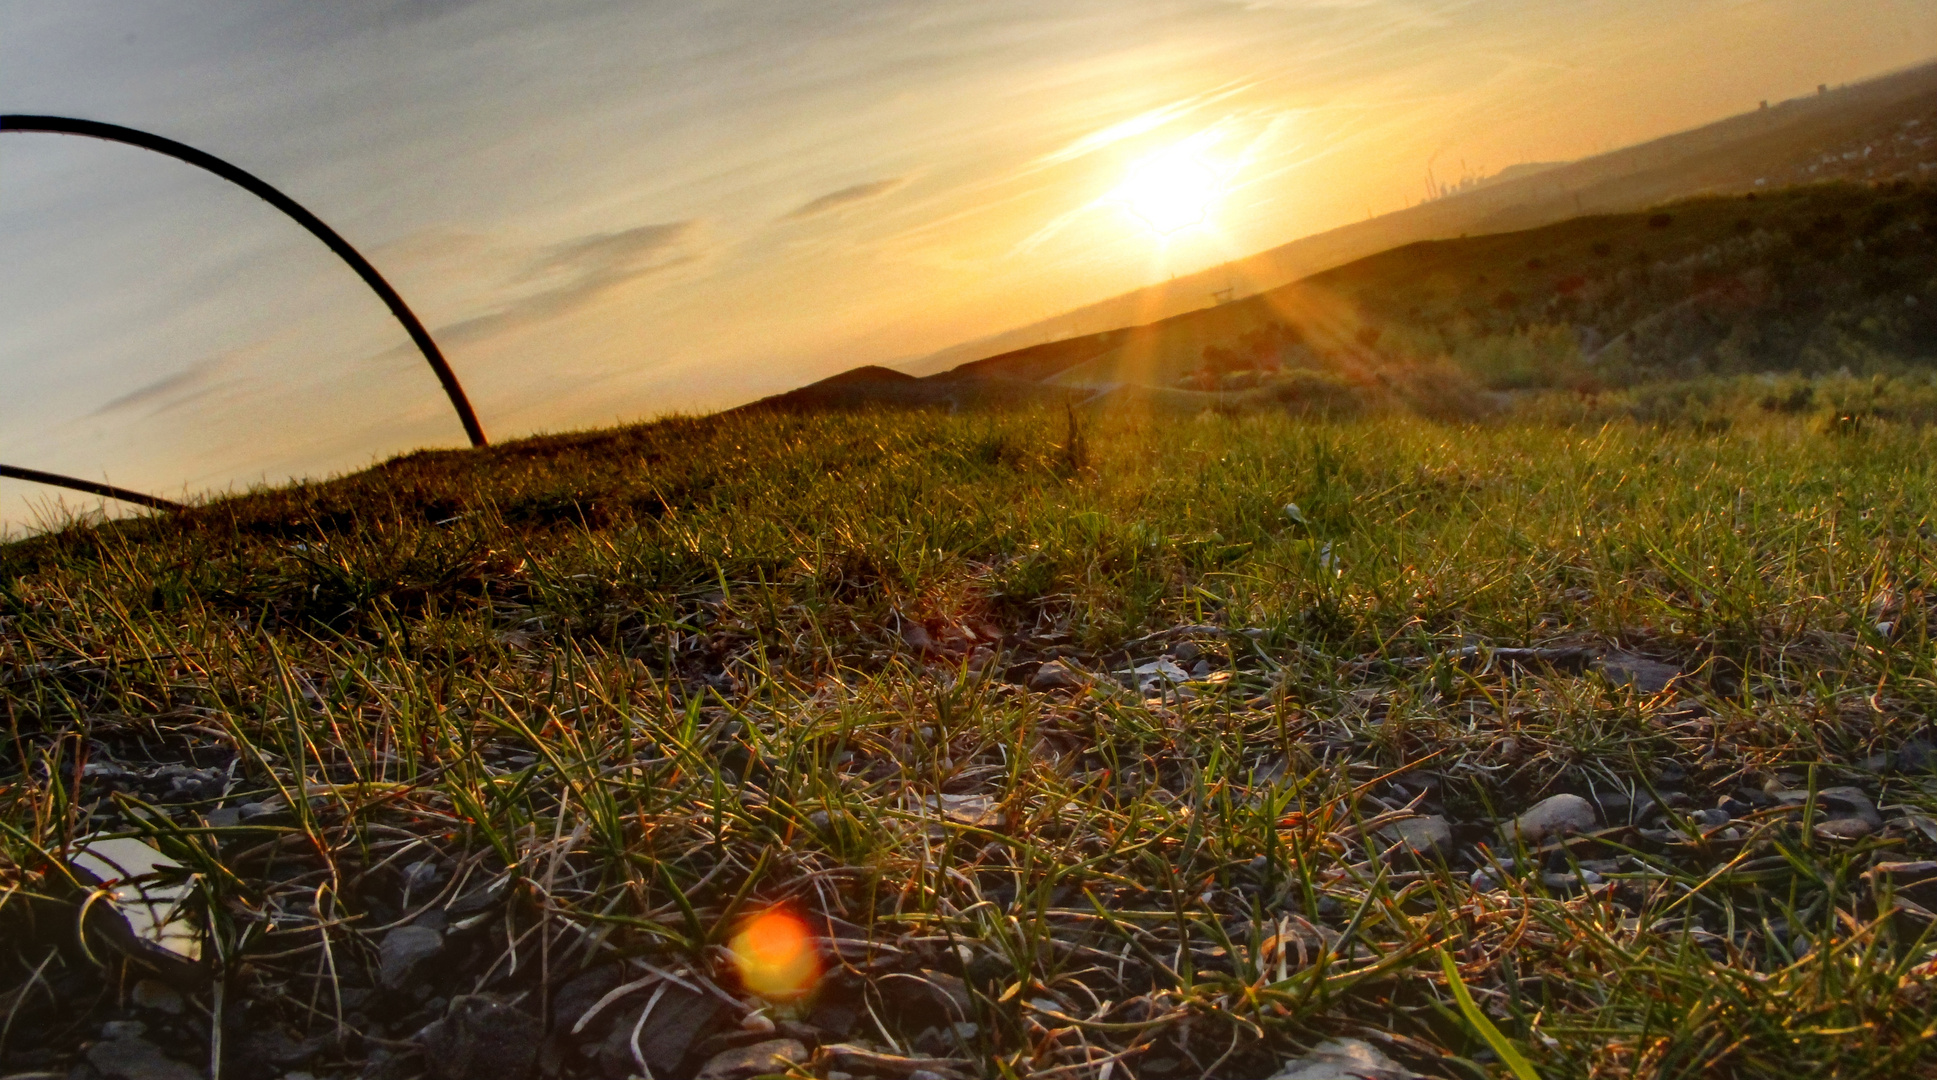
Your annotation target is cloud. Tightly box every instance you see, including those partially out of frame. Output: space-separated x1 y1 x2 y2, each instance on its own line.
1029 83 1257 172
91 347 254 417
436 221 703 346
785 177 913 220
264 0 499 48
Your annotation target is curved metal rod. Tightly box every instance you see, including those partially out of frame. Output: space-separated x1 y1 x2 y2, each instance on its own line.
1 114 488 448
0 464 184 512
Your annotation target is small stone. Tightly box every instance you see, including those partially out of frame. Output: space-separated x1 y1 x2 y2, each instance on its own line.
1688 808 1730 830
379 924 444 990
419 996 542 1080
694 1039 807 1080
1819 786 1882 827
1380 815 1452 858
1122 659 1191 694
740 1011 776 1034
1867 860 1937 913
1814 817 1873 841
403 859 444 891
1595 654 1682 695
1899 738 1936 773
1028 660 1085 692
86 1038 202 1080
898 621 936 654
131 979 184 1015
1507 794 1598 844
596 982 724 1077
102 1021 149 1040
547 964 623 1031
1541 869 1604 890
1269 1037 1422 1079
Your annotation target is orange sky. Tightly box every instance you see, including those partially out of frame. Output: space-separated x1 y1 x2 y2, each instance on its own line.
2 0 1933 524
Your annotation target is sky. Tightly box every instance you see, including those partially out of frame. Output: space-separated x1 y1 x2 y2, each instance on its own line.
2 0 1933 525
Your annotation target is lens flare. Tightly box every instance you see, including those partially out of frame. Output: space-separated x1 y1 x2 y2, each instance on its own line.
728 909 822 1001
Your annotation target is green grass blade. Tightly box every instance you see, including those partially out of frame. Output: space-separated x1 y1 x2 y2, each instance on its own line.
1440 947 1542 1080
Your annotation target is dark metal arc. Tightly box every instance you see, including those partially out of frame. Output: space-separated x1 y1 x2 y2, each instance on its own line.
0 465 184 512
0 114 488 448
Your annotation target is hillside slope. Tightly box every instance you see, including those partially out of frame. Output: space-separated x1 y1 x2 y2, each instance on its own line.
7 400 1937 1078
774 179 1937 416
907 59 1937 375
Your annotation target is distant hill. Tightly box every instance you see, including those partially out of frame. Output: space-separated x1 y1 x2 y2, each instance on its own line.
905 59 1937 376
756 178 1937 417
739 361 1083 413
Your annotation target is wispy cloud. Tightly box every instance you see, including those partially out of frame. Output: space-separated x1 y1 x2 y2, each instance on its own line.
786 177 913 220
1030 83 1257 171
91 346 255 417
437 221 703 345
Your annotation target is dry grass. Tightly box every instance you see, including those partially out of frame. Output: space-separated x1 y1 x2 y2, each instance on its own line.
5 401 1937 1079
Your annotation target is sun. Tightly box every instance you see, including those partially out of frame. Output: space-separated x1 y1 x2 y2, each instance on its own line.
1112 142 1224 236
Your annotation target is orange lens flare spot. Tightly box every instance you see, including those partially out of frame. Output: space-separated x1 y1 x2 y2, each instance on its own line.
729 910 822 1001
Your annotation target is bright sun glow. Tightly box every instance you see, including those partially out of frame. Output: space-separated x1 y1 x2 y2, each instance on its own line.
1112 142 1225 236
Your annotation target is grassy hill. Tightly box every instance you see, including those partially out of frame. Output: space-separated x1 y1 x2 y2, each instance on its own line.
7 386 1937 1076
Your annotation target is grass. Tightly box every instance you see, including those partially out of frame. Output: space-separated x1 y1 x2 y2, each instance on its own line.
5 397 1937 1079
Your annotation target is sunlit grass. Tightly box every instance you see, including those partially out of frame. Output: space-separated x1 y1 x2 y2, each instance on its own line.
4 400 1937 1077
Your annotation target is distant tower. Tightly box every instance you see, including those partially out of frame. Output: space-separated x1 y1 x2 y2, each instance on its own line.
1819 84 1828 96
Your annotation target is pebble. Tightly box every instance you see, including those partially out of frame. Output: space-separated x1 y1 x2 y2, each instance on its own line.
1767 786 1883 827
1507 794 1598 844
1268 1037 1422 1079
86 1037 202 1080
1688 808 1731 830
1900 738 1936 773
131 979 184 1015
1819 786 1882 826
1541 869 1604 890
694 1039 808 1080
1813 817 1874 841
378 924 445 990
1866 860 1937 912
418 996 543 1080
1380 815 1452 858
101 1021 149 1040
1595 654 1682 695
1028 660 1085 692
